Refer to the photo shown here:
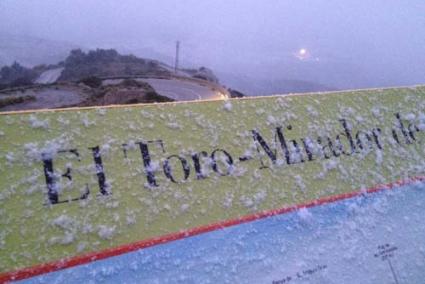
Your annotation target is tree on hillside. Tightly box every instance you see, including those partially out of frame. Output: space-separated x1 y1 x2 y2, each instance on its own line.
65 49 86 67
65 49 120 67
0 61 37 85
60 48 172 81
86 49 119 63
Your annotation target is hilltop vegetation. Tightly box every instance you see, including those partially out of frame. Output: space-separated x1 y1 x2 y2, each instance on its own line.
59 49 171 81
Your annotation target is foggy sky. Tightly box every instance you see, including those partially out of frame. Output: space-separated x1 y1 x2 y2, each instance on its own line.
1 0 424 91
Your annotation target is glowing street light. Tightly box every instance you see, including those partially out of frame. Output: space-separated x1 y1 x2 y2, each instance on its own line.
295 48 310 60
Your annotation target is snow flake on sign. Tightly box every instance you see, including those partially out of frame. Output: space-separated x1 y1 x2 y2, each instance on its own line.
96 108 107 116
256 108 265 115
98 225 116 240
294 175 306 192
371 106 382 118
126 210 137 225
321 159 338 173
166 121 182 130
180 203 190 213
375 150 383 165
56 115 70 126
403 113 416 121
0 230 6 249
240 190 267 210
355 115 365 123
231 164 248 177
23 137 71 163
267 115 277 125
223 100 233 111
140 110 154 119
28 115 49 129
23 142 44 162
52 214 75 230
223 192 235 209
306 105 319 117
49 215 78 245
81 114 95 127
340 106 355 116
5 152 15 164
76 242 88 253
297 207 313 222
97 140 116 158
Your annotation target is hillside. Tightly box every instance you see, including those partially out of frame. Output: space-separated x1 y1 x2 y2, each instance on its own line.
0 49 230 111
0 48 221 87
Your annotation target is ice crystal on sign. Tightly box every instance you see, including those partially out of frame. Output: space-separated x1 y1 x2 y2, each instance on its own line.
180 203 190 212
98 225 116 240
49 215 77 245
96 108 107 116
267 115 276 125
167 121 182 129
404 113 416 120
297 207 313 221
324 159 338 170
371 106 381 118
5 152 15 163
375 150 383 165
28 115 49 129
52 214 75 229
355 115 364 123
306 105 318 117
23 142 42 161
223 101 233 111
126 212 136 225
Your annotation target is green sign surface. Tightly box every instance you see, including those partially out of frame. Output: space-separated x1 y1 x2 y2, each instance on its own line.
0 86 424 281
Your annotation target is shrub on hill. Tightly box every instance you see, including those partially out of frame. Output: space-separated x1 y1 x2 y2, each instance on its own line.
60 49 170 81
0 62 37 85
80 76 103 88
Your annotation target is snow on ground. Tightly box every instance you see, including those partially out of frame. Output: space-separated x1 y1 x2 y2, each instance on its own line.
34 67 64 84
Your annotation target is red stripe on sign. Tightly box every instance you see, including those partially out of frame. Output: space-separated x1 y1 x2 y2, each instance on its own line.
1 176 424 283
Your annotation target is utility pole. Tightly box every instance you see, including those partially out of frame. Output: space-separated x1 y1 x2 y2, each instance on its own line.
174 41 180 74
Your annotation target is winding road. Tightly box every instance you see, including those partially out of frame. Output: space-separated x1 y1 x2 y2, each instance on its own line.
103 77 229 101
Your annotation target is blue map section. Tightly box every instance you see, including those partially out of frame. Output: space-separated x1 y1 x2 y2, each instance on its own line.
20 181 425 284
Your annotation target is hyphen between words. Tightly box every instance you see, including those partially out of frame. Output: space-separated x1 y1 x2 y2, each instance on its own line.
42 113 423 205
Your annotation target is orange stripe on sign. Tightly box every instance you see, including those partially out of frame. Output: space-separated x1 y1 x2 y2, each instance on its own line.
1 176 424 283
